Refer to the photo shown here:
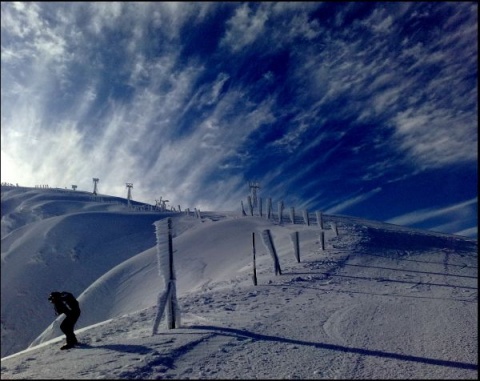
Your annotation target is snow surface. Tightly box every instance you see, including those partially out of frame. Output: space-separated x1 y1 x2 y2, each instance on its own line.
1 185 477 379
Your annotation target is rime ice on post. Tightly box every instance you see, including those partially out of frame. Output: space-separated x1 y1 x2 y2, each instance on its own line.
267 198 272 220
261 229 282 275
247 196 254 216
331 222 338 237
316 211 323 229
290 231 300 263
278 201 284 224
241 201 247 216
319 230 325 251
303 209 309 226
152 218 181 334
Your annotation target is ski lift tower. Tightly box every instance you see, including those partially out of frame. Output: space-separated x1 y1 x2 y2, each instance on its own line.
249 181 261 208
126 183 133 206
72 185 77 191
93 178 99 195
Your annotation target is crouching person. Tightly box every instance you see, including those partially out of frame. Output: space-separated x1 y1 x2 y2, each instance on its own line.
48 291 81 350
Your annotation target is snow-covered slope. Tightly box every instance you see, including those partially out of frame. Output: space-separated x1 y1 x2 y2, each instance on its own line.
1 185 477 379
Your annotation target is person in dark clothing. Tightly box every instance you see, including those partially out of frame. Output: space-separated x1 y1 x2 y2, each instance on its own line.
48 291 81 350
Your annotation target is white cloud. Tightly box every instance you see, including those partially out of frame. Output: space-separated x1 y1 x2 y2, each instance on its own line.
361 8 394 34
454 226 477 238
387 198 477 226
1 2 477 216
392 106 477 168
221 3 269 52
289 4 477 172
1 2 43 38
88 2 124 35
269 123 308 154
326 188 382 214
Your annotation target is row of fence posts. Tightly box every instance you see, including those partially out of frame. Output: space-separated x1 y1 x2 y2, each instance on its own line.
86 195 205 217
251 221 339 285
184 208 202 219
242 197 327 228
151 215 339 332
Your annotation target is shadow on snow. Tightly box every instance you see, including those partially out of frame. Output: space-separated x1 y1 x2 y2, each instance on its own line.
188 325 478 371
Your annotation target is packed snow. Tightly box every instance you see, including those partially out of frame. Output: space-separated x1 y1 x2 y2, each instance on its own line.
1 185 477 379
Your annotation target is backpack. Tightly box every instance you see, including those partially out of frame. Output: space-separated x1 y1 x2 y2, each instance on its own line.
60 292 80 312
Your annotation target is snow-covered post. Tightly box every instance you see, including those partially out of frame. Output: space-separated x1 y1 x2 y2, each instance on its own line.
319 230 325 251
261 229 282 275
195 208 201 219
290 231 300 263
331 222 338 237
241 201 247 216
278 201 284 224
178 205 181 212
248 196 254 216
252 232 258 286
267 198 272 220
316 211 323 229
303 209 310 226
152 218 181 334
258 198 263 217
290 207 295 224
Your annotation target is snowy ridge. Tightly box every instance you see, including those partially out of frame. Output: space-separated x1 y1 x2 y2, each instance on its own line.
1 185 477 379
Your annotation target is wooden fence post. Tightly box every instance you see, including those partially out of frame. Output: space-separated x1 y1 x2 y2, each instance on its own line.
278 201 284 224
152 218 181 334
291 231 300 263
252 232 258 285
316 211 323 229
331 222 338 237
261 229 282 275
303 209 310 226
241 201 247 216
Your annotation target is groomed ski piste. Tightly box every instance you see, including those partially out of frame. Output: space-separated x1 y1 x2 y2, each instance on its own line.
1 185 477 379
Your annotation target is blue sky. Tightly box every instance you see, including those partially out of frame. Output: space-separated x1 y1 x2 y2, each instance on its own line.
1 2 477 237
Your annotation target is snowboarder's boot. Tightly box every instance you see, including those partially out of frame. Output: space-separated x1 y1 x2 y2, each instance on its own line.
60 343 75 350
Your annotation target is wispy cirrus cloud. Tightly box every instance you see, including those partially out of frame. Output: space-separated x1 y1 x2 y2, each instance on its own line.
326 188 383 215
386 198 478 227
1 2 477 237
